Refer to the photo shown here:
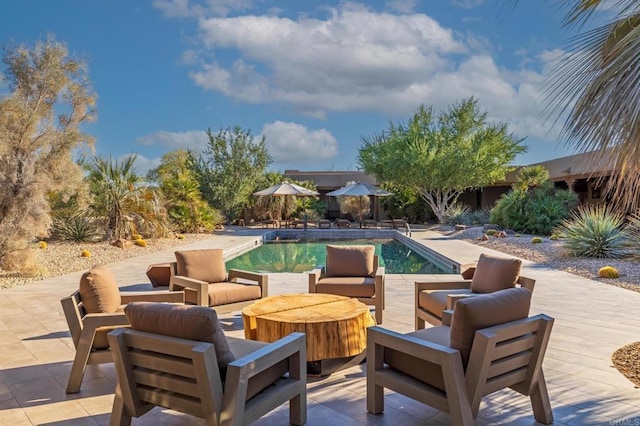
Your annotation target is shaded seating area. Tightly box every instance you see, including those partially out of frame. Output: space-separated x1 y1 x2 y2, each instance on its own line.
169 248 268 312
367 287 554 424
308 245 385 323
415 254 535 327
109 302 307 425
60 264 184 394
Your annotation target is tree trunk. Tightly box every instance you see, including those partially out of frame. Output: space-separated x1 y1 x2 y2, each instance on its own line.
420 188 461 224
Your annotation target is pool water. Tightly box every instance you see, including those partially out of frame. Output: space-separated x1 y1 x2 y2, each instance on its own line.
225 239 447 274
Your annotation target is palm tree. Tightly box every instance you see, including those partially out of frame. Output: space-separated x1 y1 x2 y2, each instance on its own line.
87 156 168 240
546 1 640 210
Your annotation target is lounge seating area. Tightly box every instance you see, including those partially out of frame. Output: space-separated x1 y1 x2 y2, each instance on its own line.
2 229 640 424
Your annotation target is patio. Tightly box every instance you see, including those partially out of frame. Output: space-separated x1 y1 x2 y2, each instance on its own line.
0 227 639 425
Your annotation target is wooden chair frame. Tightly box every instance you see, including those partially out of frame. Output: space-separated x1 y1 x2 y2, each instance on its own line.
60 289 184 394
308 255 385 324
108 329 307 426
169 264 268 313
367 314 554 425
415 274 536 329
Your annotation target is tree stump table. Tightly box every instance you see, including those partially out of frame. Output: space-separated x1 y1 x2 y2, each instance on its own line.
242 293 375 375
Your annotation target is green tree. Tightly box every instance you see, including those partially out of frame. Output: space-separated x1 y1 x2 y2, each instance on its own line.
148 149 223 232
358 98 526 223
87 156 169 240
0 36 96 267
193 126 271 222
545 1 640 210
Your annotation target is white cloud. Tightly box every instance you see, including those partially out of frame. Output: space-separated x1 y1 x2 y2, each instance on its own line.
119 153 162 176
190 5 468 117
135 130 209 152
165 3 569 148
261 121 339 164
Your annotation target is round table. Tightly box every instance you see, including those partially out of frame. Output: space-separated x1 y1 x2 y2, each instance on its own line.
242 293 375 371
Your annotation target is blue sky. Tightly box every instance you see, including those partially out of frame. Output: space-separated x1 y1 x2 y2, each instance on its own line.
1 1 608 174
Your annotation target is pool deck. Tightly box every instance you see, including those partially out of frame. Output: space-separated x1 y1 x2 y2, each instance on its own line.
1 227 639 425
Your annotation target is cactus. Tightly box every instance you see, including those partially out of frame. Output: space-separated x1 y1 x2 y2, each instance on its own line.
176 234 185 240
131 234 143 241
38 241 48 250
81 249 91 258
485 229 497 236
549 234 559 241
598 266 619 278
134 239 147 247
531 237 543 244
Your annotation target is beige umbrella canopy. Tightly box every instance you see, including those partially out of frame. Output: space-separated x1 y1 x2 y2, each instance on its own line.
327 181 393 223
253 182 319 221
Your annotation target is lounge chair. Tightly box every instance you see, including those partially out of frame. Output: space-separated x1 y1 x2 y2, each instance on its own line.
415 254 535 328
60 264 184 393
169 248 268 312
367 287 554 424
109 302 307 425
308 245 385 323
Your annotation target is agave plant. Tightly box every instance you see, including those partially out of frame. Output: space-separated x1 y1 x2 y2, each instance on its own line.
444 203 470 225
558 204 631 258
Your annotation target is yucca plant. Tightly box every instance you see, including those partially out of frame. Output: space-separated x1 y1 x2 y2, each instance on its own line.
52 213 101 242
444 203 470 225
558 204 631 258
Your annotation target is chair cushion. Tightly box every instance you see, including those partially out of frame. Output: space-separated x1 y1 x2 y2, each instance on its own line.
450 287 532 366
175 249 227 283
384 326 450 392
325 245 375 277
418 289 474 319
182 282 262 306
316 277 376 298
79 264 121 313
470 254 521 293
227 337 289 401
124 302 236 371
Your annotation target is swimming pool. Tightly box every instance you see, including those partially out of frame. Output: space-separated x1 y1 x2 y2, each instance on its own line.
225 239 448 274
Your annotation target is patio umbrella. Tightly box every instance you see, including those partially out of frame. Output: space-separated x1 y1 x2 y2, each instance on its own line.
326 182 392 224
253 182 319 225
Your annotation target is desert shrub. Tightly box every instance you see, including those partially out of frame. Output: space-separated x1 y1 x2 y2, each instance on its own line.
468 208 490 225
52 213 102 242
0 249 42 276
491 181 578 235
134 239 147 247
557 204 631 258
302 209 322 222
531 237 543 244
598 266 619 278
131 234 143 241
549 235 559 241
176 234 185 239
485 229 498 236
444 203 470 225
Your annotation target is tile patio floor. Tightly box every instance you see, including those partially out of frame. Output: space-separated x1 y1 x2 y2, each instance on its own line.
0 227 639 425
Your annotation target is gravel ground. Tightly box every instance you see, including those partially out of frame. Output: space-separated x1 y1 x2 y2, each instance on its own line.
439 225 640 293
0 233 215 289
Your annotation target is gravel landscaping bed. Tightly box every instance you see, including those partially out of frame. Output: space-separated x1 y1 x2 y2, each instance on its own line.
438 225 640 293
0 233 215 289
